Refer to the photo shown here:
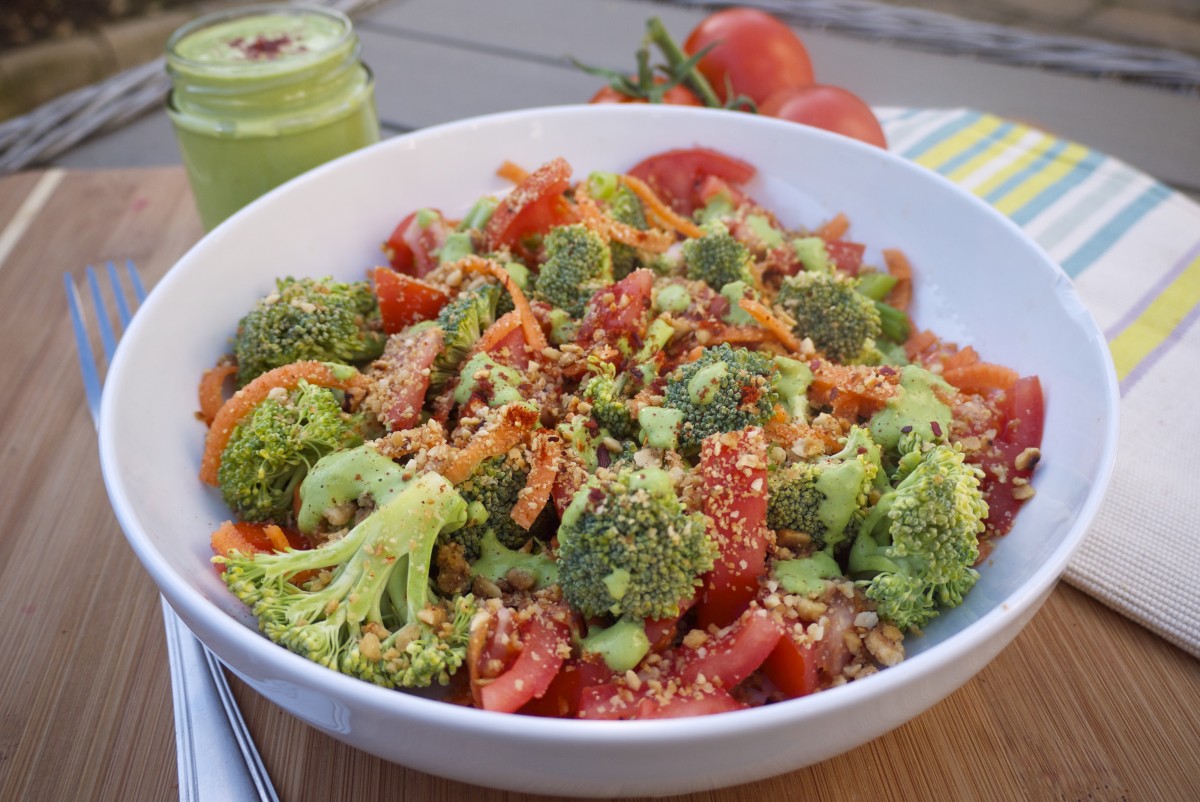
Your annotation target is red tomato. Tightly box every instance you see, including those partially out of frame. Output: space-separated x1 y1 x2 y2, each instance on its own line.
372 325 443 431
683 9 814 105
370 266 450 334
590 77 702 106
634 687 744 719
979 376 1044 536
760 85 888 149
383 211 417 274
823 240 867 275
383 210 451 277
696 427 770 629
519 655 614 718
479 612 572 714
483 158 575 257
761 636 818 699
578 680 744 720
677 608 783 687
575 268 654 348
627 147 756 216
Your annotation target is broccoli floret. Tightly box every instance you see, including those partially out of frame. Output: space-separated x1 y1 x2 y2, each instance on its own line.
216 444 475 689
234 276 385 386
534 224 614 317
661 343 777 452
449 454 531 558
430 283 499 389
470 530 559 589
767 426 881 550
776 271 882 364
847 443 988 631
609 186 649 280
581 361 633 438
557 467 716 620
217 380 362 523
681 222 754 291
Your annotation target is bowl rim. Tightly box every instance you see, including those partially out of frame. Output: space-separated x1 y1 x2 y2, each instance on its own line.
99 103 1121 743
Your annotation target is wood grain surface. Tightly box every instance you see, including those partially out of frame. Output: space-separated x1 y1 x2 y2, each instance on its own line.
1 168 1197 802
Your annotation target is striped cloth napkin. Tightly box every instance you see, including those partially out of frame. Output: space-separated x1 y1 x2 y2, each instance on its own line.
877 108 1200 659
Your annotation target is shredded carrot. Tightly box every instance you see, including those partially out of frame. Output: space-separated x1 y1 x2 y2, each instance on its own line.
738 298 804 353
815 212 850 241
511 429 562 530
197 363 237 426
711 325 768 346
440 403 540 486
943 362 1018 394
904 328 940 361
459 256 549 353
620 174 704 239
808 361 900 420
882 248 913 311
262 523 290 552
941 345 980 372
574 183 674 253
200 361 364 486
474 310 523 356
497 160 529 184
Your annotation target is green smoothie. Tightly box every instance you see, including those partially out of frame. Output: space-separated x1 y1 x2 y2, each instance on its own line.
166 5 380 230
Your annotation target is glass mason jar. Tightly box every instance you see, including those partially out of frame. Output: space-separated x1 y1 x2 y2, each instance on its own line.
166 4 380 231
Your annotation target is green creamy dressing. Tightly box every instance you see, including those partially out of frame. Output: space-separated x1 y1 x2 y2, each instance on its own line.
868 364 954 451
167 6 379 229
173 13 346 64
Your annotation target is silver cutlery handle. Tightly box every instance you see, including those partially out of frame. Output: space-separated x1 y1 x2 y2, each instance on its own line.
161 598 280 802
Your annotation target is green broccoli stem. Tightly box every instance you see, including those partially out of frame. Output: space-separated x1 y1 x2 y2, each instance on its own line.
645 17 723 108
856 272 898 301
875 300 911 344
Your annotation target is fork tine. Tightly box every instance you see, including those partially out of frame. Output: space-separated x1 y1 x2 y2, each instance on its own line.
64 273 103 429
86 265 119 364
125 258 147 304
107 260 134 329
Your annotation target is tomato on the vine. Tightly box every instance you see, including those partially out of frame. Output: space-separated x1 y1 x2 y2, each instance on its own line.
760 85 887 149
683 8 814 106
590 77 701 106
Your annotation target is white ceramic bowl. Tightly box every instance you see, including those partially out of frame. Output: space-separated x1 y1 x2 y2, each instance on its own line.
100 105 1118 797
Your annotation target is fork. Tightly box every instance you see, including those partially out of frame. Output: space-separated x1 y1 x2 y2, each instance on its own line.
66 260 280 802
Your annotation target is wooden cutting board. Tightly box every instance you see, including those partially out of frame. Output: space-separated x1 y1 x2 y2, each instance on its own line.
2 167 1197 802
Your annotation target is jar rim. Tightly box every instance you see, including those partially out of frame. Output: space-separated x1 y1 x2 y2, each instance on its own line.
166 3 354 77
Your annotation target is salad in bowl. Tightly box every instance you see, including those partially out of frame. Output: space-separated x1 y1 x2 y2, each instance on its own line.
100 105 1115 796
200 149 1044 719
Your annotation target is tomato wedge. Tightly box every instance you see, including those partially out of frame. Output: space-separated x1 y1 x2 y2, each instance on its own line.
979 376 1045 536
483 158 574 256
696 427 770 629
823 240 866 275
519 655 613 718
627 148 756 216
761 635 818 699
371 325 443 431
384 210 451 277
576 268 654 349
677 608 783 687
370 266 450 334
479 612 571 714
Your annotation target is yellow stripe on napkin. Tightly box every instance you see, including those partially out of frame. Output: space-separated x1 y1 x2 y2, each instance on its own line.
1109 251 1200 381
992 142 1090 216
912 115 1006 172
